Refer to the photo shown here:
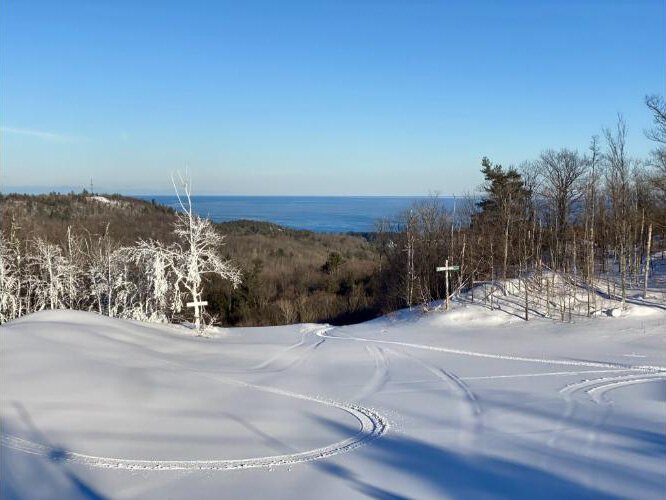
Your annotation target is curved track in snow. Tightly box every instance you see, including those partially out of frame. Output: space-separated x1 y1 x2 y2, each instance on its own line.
384 346 482 421
315 325 666 434
560 372 666 404
2 325 388 471
315 327 666 373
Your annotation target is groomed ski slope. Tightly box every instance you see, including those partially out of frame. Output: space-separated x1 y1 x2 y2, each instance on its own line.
1 298 665 499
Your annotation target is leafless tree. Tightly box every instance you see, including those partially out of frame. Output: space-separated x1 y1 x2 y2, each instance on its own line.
604 115 633 307
538 148 588 270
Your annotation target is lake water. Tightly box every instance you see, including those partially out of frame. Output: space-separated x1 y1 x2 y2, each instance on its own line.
141 196 458 233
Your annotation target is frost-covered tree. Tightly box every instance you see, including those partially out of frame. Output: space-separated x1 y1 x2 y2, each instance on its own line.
0 235 21 322
128 239 180 322
87 230 135 318
28 237 79 311
169 172 241 329
64 227 85 309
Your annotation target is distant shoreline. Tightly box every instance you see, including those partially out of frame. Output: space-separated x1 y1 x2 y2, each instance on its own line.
138 194 465 233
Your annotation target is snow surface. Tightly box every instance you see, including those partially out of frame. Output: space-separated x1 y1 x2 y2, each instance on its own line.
2 299 665 499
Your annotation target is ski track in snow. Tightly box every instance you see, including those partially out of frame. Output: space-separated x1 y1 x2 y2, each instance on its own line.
1 326 388 472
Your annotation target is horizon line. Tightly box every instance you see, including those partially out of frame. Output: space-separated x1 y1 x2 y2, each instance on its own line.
1 188 481 198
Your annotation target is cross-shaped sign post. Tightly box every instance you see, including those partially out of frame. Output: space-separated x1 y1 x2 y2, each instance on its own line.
436 259 460 311
186 300 208 330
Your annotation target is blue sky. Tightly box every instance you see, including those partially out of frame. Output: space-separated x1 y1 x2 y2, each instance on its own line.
1 0 664 195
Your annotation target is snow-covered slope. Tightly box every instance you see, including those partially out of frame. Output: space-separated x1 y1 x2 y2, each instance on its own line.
2 301 665 499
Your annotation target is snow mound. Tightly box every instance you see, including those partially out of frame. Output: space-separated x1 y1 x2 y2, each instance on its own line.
429 303 514 327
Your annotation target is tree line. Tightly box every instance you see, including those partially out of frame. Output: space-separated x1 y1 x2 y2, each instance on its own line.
375 96 666 319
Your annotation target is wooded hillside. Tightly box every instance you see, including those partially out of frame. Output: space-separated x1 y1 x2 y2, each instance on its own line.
0 193 380 326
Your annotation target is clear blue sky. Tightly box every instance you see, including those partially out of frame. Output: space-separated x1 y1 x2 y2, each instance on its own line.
1 0 663 195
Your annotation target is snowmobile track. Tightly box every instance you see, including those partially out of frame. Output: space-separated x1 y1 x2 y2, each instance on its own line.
2 325 388 471
315 328 666 373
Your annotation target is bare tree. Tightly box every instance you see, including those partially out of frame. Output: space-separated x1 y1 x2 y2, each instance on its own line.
584 136 601 315
539 148 588 270
644 94 666 171
604 115 632 308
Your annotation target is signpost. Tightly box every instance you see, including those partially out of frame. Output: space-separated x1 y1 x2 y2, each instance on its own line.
436 259 460 311
186 300 208 330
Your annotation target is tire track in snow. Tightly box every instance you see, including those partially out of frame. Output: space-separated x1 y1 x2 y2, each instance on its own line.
548 372 666 477
315 325 666 460
384 347 482 432
252 331 309 370
352 346 390 401
461 368 638 381
548 372 666 460
560 372 666 405
553 376 607 455
387 348 480 415
315 328 666 373
1 326 388 472
587 377 666 404
252 326 327 373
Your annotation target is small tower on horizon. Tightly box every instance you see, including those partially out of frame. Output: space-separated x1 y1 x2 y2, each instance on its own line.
90 177 94 195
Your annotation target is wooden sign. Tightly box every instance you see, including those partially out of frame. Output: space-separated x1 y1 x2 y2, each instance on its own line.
186 301 208 308
436 259 459 311
436 265 460 272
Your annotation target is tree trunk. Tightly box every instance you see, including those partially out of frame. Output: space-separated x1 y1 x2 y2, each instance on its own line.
644 223 652 299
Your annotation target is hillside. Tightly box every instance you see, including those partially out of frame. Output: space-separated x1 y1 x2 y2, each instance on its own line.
0 193 380 326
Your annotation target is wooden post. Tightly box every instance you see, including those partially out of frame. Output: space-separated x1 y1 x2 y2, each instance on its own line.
436 261 459 312
445 259 450 311
187 300 208 330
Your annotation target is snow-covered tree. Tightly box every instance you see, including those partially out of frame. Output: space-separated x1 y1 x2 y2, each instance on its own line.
0 235 21 322
64 227 85 309
28 237 76 311
169 172 241 329
128 239 180 322
87 230 135 318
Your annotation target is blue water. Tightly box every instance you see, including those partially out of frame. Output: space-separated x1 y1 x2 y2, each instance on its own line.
140 196 458 233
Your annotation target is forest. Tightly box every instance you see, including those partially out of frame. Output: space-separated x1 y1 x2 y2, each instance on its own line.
1 95 664 328
0 187 380 328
